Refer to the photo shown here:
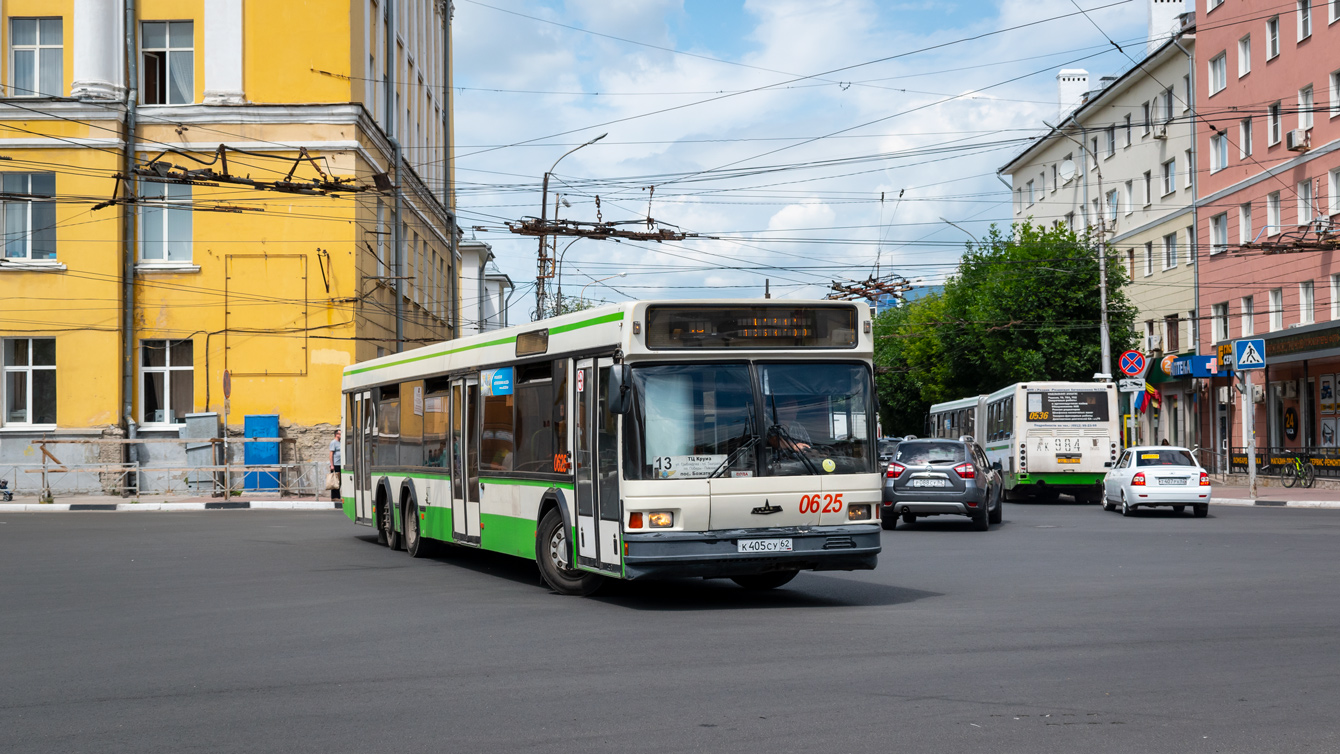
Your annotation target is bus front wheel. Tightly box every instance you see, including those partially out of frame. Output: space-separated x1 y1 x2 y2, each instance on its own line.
536 508 602 596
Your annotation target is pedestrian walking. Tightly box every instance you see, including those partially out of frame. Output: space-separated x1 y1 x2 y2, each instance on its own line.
329 429 342 501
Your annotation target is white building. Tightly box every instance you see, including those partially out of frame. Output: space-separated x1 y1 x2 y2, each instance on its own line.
999 4 1198 446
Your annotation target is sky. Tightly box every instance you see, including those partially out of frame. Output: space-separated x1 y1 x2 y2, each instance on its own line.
449 0 1163 321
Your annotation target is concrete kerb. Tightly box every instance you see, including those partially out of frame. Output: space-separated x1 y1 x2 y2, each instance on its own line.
1210 498 1340 509
0 501 343 513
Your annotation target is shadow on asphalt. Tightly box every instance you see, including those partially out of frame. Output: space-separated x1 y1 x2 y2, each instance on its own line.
355 532 941 608
592 574 941 611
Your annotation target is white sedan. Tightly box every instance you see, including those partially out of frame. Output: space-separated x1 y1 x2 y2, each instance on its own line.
1103 446 1211 517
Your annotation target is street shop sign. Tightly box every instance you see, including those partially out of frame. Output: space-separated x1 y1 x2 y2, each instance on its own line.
1170 354 1215 378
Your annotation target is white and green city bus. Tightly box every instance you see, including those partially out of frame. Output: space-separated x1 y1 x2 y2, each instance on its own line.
929 382 1119 502
339 300 882 594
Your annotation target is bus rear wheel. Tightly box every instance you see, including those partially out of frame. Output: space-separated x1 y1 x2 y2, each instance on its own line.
405 499 429 558
731 571 798 590
536 508 601 596
379 500 401 550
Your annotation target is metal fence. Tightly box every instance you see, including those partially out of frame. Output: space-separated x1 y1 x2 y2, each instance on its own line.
0 461 329 499
1227 447 1340 477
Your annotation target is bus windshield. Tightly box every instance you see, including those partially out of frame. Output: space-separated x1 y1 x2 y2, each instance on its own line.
623 361 874 479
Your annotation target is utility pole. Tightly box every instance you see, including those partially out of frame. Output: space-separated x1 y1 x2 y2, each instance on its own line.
535 133 606 321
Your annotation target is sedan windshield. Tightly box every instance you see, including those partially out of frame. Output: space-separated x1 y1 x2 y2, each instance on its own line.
623 361 875 479
1136 449 1196 466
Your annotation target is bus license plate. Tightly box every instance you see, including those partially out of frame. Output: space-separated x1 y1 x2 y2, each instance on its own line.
738 538 793 553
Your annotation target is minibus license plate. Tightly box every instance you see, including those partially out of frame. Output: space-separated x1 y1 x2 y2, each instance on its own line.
738 538 793 553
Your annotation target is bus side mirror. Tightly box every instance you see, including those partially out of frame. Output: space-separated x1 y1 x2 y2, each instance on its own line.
608 364 632 414
991 461 1002 471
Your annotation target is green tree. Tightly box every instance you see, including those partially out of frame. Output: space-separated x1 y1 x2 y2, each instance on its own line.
873 222 1136 436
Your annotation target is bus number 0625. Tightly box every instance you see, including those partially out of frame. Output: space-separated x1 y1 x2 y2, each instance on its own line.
799 493 844 514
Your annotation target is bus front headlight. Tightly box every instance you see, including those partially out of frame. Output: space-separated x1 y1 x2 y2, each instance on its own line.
847 504 871 521
648 511 674 528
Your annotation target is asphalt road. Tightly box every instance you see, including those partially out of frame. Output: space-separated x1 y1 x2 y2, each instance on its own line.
3 503 1339 754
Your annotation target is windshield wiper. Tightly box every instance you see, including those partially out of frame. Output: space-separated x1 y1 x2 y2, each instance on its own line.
710 433 760 478
771 423 820 475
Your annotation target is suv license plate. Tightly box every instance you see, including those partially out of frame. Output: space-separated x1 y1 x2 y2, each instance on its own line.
738 538 793 553
1158 478 1187 486
911 479 948 487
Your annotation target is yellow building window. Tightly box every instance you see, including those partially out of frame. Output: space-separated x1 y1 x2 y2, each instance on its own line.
142 21 193 105
9 18 62 97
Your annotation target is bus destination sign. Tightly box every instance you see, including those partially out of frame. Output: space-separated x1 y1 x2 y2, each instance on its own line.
645 305 858 349
1025 390 1110 423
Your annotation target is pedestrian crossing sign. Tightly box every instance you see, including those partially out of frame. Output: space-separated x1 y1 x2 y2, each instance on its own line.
1233 338 1266 370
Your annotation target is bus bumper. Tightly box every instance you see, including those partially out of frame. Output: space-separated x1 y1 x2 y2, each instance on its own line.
622 524 881 580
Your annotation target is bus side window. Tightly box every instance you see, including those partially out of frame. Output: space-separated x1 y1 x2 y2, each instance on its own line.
552 359 569 474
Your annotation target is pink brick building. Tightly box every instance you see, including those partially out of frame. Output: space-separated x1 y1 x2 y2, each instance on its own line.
1196 0 1340 468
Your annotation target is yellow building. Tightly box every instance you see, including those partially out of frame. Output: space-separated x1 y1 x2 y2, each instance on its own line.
0 0 457 489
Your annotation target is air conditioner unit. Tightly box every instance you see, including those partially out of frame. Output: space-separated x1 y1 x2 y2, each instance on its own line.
1218 386 1230 404
1146 334 1163 351
1285 381 1298 400
1286 129 1309 152
1252 384 1266 403
1152 125 1168 140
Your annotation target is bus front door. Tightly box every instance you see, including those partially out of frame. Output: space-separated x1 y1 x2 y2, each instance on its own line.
451 377 481 544
575 357 622 574
354 391 374 523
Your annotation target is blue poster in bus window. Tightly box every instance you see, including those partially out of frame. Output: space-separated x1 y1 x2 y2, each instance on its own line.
483 367 513 396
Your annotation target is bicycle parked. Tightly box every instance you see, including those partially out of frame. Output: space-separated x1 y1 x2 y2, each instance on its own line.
1281 453 1316 489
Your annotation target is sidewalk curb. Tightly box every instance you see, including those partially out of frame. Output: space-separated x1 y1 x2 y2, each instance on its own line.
0 501 343 513
1211 498 1340 509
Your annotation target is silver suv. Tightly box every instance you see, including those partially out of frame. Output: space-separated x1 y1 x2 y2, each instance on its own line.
881 438 1003 531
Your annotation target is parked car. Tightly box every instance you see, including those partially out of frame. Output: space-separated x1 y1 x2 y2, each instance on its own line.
881 437 1003 531
1102 446 1211 517
877 438 901 466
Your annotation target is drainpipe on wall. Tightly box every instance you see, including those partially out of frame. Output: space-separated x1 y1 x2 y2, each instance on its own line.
122 0 138 480
385 0 403 352
444 0 459 338
1174 35 1201 450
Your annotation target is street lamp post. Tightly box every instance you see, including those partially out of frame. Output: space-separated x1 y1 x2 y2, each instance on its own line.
536 133 607 320
580 273 627 307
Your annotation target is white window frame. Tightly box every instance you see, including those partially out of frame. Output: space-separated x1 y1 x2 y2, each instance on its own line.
2 337 56 427
1185 149 1193 188
1208 0 1223 11
1268 191 1282 235
1241 296 1255 337
1106 189 1119 224
1 172 57 261
1026 179 1034 206
1300 280 1315 325
1210 213 1228 255
1299 85 1314 130
1105 126 1115 158
1142 102 1152 134
1162 159 1176 196
1143 171 1153 207
1123 114 1132 147
1267 16 1280 59
1143 241 1153 277
1050 163 1058 192
1331 0 1340 25
137 182 192 264
1213 303 1230 343
8 17 62 98
1163 232 1179 269
1240 202 1254 244
1187 226 1197 265
1330 167 1340 215
1269 102 1282 144
1331 70 1340 119
1298 179 1315 226
1124 180 1134 216
1270 287 1284 332
1238 35 1251 77
1331 274 1340 321
1299 0 1312 40
139 339 193 426
141 20 194 105
1210 132 1228 172
1209 53 1227 95
1240 118 1253 158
